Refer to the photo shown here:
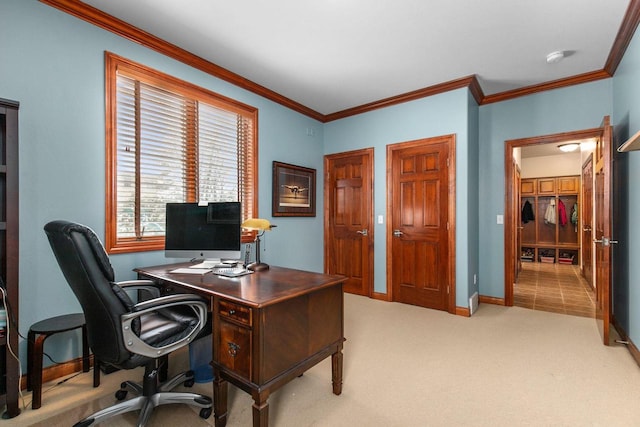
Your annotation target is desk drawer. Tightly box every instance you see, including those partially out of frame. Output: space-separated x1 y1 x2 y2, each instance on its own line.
219 300 251 326
219 320 251 379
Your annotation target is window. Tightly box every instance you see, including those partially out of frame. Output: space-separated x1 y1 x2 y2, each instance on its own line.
105 52 258 254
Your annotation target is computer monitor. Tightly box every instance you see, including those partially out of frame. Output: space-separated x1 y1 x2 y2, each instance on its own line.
165 202 242 264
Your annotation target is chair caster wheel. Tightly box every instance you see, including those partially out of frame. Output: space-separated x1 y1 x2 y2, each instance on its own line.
199 407 212 419
184 370 195 387
115 389 128 400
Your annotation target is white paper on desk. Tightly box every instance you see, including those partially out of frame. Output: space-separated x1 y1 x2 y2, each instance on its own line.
170 268 211 275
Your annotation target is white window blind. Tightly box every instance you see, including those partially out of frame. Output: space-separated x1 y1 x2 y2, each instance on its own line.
110 63 256 251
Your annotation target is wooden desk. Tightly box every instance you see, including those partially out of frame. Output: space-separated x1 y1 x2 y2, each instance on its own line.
134 263 346 427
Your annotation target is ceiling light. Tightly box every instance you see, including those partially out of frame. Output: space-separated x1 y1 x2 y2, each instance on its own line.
546 51 565 64
558 143 579 152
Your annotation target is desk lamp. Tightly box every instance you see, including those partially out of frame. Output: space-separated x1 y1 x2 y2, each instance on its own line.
241 218 276 271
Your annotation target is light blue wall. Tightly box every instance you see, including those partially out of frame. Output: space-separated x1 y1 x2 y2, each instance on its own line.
0 0 324 367
612 24 640 345
324 89 475 307
3 0 638 371
478 81 613 298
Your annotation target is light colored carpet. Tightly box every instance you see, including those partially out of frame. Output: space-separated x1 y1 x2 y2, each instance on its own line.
6 294 640 426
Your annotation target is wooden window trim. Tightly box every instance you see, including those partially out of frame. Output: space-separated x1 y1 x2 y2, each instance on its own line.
105 51 258 254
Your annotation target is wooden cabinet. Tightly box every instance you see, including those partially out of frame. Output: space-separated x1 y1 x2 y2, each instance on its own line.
213 282 343 386
537 178 556 195
137 264 346 426
0 98 19 418
557 176 579 194
217 300 251 379
521 179 536 195
520 176 580 265
521 176 579 196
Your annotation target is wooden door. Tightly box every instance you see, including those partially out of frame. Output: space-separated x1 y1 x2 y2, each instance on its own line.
387 136 455 312
581 154 593 288
324 149 374 296
594 116 613 345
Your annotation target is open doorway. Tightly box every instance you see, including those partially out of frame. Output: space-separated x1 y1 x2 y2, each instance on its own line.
504 128 600 317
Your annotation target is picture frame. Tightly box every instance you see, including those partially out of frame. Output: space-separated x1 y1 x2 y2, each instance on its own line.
272 161 316 217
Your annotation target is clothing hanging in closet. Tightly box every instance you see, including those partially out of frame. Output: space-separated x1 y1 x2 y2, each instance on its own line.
521 200 535 223
544 199 556 225
558 199 567 226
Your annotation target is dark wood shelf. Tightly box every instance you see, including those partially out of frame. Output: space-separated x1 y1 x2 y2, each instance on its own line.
0 98 20 418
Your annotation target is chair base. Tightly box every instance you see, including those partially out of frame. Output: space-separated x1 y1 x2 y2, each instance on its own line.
74 365 212 427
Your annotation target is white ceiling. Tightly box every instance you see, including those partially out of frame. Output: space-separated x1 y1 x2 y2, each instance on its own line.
81 0 630 115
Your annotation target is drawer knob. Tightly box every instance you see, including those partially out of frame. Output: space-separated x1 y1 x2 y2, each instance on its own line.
228 342 240 357
229 309 236 315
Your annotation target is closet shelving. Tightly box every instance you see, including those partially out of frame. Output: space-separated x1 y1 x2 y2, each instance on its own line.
521 176 580 265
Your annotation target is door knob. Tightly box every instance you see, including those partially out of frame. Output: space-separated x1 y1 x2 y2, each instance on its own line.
393 230 403 237
583 226 591 232
356 229 368 236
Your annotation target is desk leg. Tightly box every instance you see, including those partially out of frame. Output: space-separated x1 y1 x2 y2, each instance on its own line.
331 343 344 395
213 369 228 427
252 393 269 427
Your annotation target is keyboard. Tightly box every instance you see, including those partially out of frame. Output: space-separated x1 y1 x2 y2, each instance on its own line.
211 267 252 278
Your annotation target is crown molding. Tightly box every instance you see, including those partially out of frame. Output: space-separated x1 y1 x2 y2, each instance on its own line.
39 0 325 122
605 0 640 75
324 75 483 122
481 69 612 105
39 0 640 122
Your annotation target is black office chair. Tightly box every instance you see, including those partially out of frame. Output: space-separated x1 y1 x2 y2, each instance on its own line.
44 220 212 427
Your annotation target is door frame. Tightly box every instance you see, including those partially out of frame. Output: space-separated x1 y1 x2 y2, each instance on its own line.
504 127 602 306
386 134 456 314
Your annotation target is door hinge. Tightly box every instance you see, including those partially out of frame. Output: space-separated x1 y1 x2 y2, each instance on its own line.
446 222 449 230
447 286 450 294
447 157 450 167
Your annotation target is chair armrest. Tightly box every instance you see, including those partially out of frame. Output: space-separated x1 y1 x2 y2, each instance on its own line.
117 279 161 299
120 294 208 359
118 279 156 287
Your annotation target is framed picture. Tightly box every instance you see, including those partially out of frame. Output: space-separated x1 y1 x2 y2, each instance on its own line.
272 161 316 217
